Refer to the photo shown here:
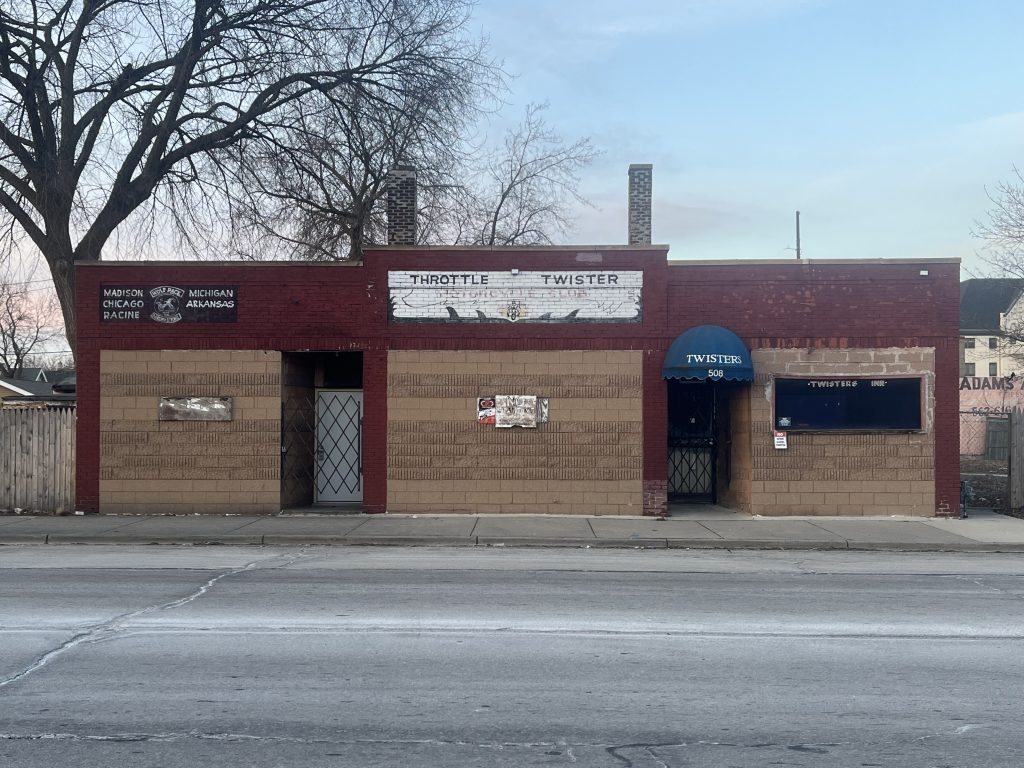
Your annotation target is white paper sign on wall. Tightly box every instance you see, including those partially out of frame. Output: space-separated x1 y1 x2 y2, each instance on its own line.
773 431 788 450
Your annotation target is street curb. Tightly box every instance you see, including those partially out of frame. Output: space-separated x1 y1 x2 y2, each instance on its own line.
261 534 372 545
4 534 1024 552
846 541 1024 553
0 534 49 544
46 534 266 545
475 536 667 548
340 536 477 547
665 538 847 550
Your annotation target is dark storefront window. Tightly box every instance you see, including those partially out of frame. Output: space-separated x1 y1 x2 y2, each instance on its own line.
774 377 923 431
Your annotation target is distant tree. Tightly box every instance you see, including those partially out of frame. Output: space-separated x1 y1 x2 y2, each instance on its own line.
448 103 599 247
976 167 1024 279
975 168 1024 350
0 0 497 352
0 268 62 378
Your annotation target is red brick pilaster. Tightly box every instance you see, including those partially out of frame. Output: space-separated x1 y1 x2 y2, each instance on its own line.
362 349 388 513
642 349 667 516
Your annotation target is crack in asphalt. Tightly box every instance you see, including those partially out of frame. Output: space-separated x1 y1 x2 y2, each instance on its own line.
951 574 1024 602
791 558 820 575
914 723 988 741
3 730 991 764
643 744 671 767
0 550 309 691
604 741 739 767
0 732 668 748
0 732 840 754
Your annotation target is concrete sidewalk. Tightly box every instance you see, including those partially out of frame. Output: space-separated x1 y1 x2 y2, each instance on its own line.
2 508 1024 551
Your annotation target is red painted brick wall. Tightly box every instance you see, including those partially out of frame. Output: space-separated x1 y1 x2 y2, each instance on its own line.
660 260 960 515
76 253 959 516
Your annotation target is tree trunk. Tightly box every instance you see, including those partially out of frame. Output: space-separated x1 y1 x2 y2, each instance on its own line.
49 252 80 363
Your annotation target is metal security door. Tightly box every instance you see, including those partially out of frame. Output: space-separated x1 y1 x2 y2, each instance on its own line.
316 390 363 503
667 383 716 502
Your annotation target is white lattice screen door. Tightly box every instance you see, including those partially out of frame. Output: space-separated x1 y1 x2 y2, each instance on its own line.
315 390 363 503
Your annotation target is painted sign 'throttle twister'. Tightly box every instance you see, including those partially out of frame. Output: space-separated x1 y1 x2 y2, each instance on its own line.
387 270 642 323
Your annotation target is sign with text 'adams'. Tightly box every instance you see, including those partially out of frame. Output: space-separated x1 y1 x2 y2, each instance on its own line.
100 285 237 323
388 270 642 323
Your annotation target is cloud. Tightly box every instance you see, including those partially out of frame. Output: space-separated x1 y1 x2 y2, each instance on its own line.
474 0 824 77
579 0 825 38
562 108 1024 262
569 183 758 247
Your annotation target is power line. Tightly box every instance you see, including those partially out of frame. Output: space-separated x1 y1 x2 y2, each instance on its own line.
4 277 55 285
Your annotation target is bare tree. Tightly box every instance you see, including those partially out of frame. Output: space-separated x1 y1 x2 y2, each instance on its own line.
972 168 1024 369
224 76 482 261
976 167 1024 280
0 0 497 351
0 268 62 378
452 103 599 247
229 101 597 260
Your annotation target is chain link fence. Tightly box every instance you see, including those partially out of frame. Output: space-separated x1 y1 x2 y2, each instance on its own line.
960 411 1009 511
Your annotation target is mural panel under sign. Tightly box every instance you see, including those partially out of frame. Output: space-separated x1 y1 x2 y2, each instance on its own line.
388 270 642 323
100 285 237 323
495 395 538 428
158 396 233 421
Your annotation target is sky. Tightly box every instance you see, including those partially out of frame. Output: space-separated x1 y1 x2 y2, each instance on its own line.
472 0 1024 273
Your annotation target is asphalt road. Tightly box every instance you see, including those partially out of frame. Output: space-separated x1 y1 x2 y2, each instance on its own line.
2 546 1024 767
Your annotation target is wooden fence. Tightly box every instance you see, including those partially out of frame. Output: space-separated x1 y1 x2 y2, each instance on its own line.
0 407 76 513
1011 408 1024 514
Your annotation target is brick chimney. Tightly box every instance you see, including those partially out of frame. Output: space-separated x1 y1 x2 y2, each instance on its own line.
386 164 417 245
627 164 653 245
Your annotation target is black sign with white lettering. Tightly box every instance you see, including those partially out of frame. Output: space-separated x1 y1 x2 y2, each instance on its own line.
774 377 923 431
100 286 237 323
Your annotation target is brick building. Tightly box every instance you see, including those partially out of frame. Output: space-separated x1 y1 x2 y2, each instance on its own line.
75 166 960 517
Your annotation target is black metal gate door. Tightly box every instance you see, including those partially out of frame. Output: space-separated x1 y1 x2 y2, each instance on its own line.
667 382 716 502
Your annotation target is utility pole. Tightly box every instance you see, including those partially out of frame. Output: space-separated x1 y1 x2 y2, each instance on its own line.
795 210 801 259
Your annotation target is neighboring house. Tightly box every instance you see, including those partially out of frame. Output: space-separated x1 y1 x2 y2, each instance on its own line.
959 278 1024 378
0 376 55 402
2 368 74 383
0 375 76 408
8 367 48 382
43 368 74 384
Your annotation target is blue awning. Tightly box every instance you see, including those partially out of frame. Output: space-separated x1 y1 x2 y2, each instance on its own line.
662 324 754 382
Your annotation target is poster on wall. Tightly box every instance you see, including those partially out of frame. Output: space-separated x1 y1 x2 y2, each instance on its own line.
477 397 496 424
388 270 642 323
100 285 237 323
495 395 538 428
479 396 549 426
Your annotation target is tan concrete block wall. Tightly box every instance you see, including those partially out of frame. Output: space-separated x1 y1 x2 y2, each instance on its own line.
387 350 643 515
719 386 753 512
99 350 281 514
750 347 935 516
